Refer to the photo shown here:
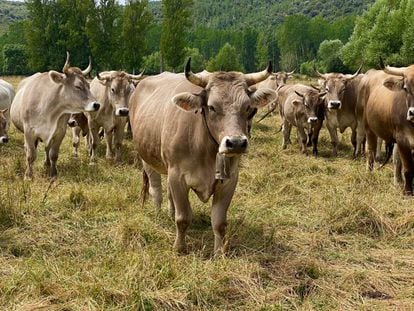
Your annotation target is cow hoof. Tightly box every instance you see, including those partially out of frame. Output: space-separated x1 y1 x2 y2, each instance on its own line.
174 243 188 255
24 175 33 182
282 145 287 150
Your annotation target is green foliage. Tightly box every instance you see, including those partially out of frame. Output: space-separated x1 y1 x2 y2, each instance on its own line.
2 44 28 75
0 0 27 35
142 51 163 74
300 60 315 76
342 0 414 69
206 43 244 72
255 32 269 70
317 40 347 73
160 0 193 71
121 0 153 73
183 47 205 72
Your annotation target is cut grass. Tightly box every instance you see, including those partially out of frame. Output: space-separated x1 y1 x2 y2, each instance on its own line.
0 76 413 310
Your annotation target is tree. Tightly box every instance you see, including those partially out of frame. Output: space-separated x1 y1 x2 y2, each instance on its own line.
206 43 244 72
183 47 205 72
317 40 347 73
255 32 269 70
160 0 193 71
121 0 153 73
2 44 28 75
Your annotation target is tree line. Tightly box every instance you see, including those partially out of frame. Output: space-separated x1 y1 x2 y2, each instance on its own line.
0 0 413 76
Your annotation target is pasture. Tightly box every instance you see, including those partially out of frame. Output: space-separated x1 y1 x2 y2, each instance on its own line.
1 76 414 310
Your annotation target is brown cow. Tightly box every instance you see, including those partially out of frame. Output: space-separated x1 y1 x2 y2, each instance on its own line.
129 59 276 254
68 113 89 157
316 67 363 156
88 71 143 162
277 84 326 156
10 52 100 179
360 65 414 195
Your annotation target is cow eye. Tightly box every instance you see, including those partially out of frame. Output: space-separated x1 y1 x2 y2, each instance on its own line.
208 105 216 112
111 88 115 93
75 85 82 90
325 86 329 92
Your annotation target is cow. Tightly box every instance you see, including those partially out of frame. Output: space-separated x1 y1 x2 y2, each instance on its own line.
68 113 89 157
87 71 143 162
316 67 363 157
10 52 100 179
0 79 15 143
256 70 295 90
360 65 414 195
277 84 326 156
129 58 276 254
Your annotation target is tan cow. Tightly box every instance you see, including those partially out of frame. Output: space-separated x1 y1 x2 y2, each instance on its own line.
256 70 295 90
129 58 276 254
316 67 363 156
10 52 100 179
88 71 143 162
0 108 8 143
68 113 89 157
278 84 326 156
360 65 414 195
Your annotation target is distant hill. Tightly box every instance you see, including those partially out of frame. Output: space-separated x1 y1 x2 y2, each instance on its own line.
0 0 27 34
149 0 375 29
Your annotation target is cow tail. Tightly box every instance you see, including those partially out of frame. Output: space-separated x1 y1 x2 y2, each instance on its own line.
379 142 394 169
141 169 149 207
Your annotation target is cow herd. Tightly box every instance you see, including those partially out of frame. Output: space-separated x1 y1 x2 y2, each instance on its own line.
1 52 414 254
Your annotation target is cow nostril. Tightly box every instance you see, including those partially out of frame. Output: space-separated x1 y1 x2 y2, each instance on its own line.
409 110 414 116
93 103 100 110
225 139 233 148
241 139 248 149
3 137 8 143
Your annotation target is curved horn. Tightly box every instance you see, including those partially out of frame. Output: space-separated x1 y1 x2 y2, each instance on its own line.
62 51 70 74
287 69 295 76
128 69 145 80
96 72 111 81
346 64 363 80
244 61 272 86
310 84 320 91
384 66 407 77
185 57 208 88
82 56 92 76
295 91 304 98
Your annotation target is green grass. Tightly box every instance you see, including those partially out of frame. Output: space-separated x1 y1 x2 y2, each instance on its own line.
1 77 414 310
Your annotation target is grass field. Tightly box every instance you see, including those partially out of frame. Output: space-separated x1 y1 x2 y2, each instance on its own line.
1 76 414 310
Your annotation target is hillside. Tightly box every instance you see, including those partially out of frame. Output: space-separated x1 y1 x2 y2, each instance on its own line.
0 0 27 35
150 0 375 29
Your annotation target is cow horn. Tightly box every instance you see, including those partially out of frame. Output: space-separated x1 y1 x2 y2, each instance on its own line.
346 64 363 80
63 51 70 74
185 57 208 88
384 66 407 77
82 56 92 76
244 61 272 86
310 84 320 91
128 69 145 80
97 72 111 81
287 69 295 76
295 91 304 98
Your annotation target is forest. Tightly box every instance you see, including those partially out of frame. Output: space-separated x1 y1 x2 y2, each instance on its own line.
0 0 412 76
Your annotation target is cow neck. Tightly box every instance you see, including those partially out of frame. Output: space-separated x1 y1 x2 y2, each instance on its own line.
201 107 220 147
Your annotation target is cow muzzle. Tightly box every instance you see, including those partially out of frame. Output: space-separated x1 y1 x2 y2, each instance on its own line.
0 136 9 144
115 107 129 117
85 102 101 112
407 108 414 122
68 119 78 128
307 117 318 124
219 135 249 155
328 100 341 110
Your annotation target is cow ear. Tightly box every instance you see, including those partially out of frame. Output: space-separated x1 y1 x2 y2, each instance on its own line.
250 88 277 108
292 99 302 106
172 92 203 112
49 71 66 84
383 77 404 91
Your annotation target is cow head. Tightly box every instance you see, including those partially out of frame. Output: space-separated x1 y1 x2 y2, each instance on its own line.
317 66 361 110
382 65 414 123
0 108 8 144
49 52 100 114
97 71 144 117
273 70 295 86
173 58 276 156
293 88 326 125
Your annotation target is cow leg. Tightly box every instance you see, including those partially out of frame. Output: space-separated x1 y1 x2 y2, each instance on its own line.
326 123 338 157
24 133 37 180
168 171 191 253
307 130 313 147
356 122 366 158
114 118 127 162
104 128 115 160
393 147 403 186
47 131 66 178
212 176 238 255
282 120 292 149
44 145 51 176
168 185 175 219
143 161 162 211
311 122 322 157
89 123 100 163
72 127 81 158
397 144 414 195
375 138 383 161
297 126 308 155
365 130 377 171
351 126 357 157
